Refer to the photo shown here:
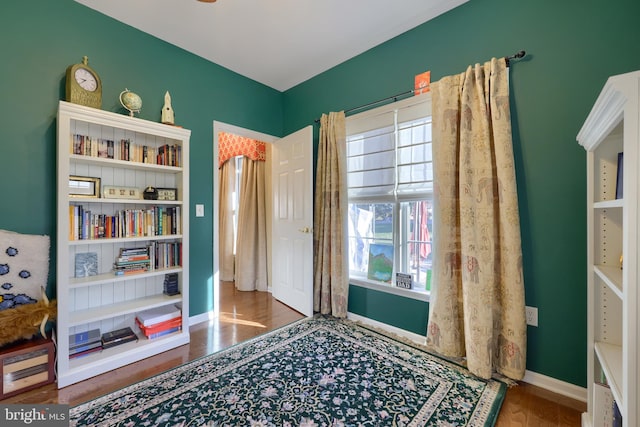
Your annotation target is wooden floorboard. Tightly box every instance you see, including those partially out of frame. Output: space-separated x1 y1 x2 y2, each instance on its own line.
1 281 586 426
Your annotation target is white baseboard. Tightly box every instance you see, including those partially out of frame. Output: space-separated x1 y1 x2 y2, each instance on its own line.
347 312 427 344
523 369 587 403
189 310 215 326
347 312 588 404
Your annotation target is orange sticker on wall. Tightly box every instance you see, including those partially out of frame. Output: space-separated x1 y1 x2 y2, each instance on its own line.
414 71 431 95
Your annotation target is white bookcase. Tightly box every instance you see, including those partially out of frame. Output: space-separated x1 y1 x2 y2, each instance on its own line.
56 101 190 388
578 71 640 427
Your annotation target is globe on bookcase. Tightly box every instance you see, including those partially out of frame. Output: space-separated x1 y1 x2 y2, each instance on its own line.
119 88 142 117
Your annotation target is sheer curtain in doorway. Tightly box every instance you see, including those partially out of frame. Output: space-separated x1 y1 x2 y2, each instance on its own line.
219 158 236 282
218 132 268 291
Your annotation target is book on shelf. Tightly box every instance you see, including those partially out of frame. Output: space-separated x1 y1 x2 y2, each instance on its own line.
114 267 149 276
136 315 181 332
115 259 151 266
69 345 103 360
612 400 622 427
114 246 151 275
145 326 181 340
136 305 181 327
98 139 108 158
135 316 182 339
164 272 179 296
69 340 102 355
101 327 138 349
120 247 149 255
117 253 149 261
69 328 101 348
615 152 623 200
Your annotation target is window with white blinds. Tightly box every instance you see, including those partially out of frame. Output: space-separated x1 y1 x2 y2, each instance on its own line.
346 93 433 296
347 94 433 201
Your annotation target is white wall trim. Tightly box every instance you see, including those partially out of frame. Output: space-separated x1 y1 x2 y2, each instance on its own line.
523 369 588 403
350 279 430 302
347 312 427 345
348 312 588 404
189 311 215 327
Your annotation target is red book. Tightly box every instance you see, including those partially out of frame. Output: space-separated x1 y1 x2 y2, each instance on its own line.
135 316 182 335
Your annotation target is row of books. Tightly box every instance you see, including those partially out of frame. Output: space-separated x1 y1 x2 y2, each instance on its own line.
69 307 182 359
113 244 182 275
152 242 183 270
68 327 139 359
135 304 182 339
71 134 183 167
70 205 181 241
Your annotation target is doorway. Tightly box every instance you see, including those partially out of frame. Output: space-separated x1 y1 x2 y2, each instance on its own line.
212 122 278 319
212 122 314 319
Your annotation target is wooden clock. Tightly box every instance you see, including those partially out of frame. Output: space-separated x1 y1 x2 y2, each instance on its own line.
66 56 102 109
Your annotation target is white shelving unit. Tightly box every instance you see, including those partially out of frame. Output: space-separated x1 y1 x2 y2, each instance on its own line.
56 101 190 388
578 71 640 427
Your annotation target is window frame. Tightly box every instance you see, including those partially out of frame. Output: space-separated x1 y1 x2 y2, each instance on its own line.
345 93 432 302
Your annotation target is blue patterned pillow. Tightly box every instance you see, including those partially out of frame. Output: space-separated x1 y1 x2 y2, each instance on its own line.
0 230 50 310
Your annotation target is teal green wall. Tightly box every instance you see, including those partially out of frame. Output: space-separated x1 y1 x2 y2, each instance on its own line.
283 0 640 387
348 286 429 334
0 0 283 317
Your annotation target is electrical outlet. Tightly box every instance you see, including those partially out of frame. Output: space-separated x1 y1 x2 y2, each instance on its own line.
525 306 538 327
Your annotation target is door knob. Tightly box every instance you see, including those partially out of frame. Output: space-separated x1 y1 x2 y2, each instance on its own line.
298 227 312 233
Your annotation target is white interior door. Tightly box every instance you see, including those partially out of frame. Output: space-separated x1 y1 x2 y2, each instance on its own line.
271 126 314 316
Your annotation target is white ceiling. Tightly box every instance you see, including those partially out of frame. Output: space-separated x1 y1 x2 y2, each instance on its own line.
74 0 468 92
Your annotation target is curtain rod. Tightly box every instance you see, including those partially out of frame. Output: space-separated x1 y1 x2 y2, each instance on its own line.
314 50 526 123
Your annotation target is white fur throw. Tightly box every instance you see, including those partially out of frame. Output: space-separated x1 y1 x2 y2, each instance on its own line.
0 229 50 310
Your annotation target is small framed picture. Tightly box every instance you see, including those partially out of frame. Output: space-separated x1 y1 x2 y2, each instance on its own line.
157 187 178 201
395 272 412 289
69 176 101 198
102 185 141 200
75 252 98 278
367 243 394 283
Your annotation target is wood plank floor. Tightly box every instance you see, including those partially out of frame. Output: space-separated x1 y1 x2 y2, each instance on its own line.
2 281 586 426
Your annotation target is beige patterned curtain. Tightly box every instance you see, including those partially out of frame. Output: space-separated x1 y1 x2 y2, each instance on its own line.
235 157 268 291
218 159 236 281
425 58 527 380
313 112 349 317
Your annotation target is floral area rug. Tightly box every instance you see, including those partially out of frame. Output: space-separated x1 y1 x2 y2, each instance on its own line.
70 316 506 426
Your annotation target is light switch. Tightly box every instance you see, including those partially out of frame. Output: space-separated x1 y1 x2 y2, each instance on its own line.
195 204 205 217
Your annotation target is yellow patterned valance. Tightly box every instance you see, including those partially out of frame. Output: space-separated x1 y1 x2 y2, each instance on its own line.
218 131 266 167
